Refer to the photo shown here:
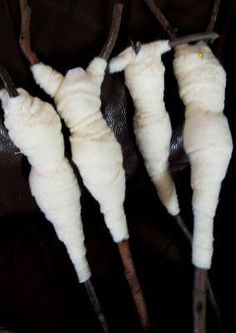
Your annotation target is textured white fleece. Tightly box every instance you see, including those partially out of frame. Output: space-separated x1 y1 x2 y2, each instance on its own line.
173 42 233 269
0 89 91 283
109 41 180 216
31 58 129 243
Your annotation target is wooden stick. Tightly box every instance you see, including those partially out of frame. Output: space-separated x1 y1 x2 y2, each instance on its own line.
0 62 18 97
143 0 176 39
85 279 110 333
131 32 219 56
207 0 221 33
169 32 219 47
19 0 39 65
118 240 150 332
100 5 150 331
99 3 124 60
193 268 207 333
175 215 224 333
143 0 220 45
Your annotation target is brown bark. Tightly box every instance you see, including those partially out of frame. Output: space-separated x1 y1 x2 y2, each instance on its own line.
118 240 150 332
0 61 18 97
99 3 123 60
207 0 221 33
84 279 110 333
19 0 39 65
193 268 207 333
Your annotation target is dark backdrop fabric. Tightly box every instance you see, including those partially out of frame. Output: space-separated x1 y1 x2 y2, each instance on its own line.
0 0 235 332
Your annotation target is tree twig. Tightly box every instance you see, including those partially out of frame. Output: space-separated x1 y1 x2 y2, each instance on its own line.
193 268 207 333
0 62 111 333
175 215 224 333
118 240 150 332
143 0 220 46
0 62 18 97
131 32 219 55
19 0 39 65
169 32 219 47
99 3 124 60
143 0 176 39
207 0 221 33
85 279 110 333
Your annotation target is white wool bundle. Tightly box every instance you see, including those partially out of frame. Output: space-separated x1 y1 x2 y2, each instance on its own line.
173 42 233 269
31 58 129 243
0 88 91 283
109 41 180 216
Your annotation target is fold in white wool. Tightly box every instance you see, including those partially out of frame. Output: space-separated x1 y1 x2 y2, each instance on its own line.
0 89 91 283
109 40 180 216
173 42 233 269
31 58 129 243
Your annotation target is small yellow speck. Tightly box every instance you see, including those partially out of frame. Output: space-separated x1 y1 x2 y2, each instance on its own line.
197 50 205 58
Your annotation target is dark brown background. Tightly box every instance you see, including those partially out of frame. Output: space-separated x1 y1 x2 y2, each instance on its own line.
0 0 235 332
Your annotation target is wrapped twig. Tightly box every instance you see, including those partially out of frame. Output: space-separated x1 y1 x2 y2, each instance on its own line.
0 61 18 97
139 2 226 333
99 3 123 60
0 63 109 333
19 0 39 65
18 1 150 331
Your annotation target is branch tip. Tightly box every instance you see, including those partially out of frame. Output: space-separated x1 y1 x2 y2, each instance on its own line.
19 0 39 65
99 3 124 60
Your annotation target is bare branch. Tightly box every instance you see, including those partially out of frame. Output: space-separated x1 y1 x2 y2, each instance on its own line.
118 240 150 332
143 0 176 40
175 215 224 332
131 33 219 55
0 62 18 97
193 268 207 333
207 0 221 33
169 32 219 47
84 279 110 333
19 0 39 65
99 3 124 60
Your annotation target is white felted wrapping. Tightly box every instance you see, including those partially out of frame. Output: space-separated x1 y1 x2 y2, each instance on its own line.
173 42 233 269
0 89 91 283
31 58 129 243
110 41 180 216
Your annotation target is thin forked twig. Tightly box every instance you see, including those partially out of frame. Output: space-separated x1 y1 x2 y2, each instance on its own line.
99 3 124 60
131 32 219 55
169 32 219 47
19 0 39 65
207 0 221 33
143 0 220 45
118 240 150 332
143 0 176 39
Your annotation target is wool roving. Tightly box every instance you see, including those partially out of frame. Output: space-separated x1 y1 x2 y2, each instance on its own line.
109 40 180 216
31 58 129 244
0 88 91 283
173 42 233 269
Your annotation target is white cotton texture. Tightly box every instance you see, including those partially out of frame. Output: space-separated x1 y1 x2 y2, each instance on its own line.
173 42 233 269
109 41 180 216
31 58 129 243
0 88 91 283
